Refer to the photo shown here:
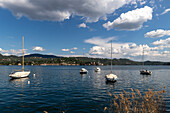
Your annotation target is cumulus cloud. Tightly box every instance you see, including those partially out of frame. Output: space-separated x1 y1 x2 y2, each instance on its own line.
32 46 45 52
85 37 116 46
152 37 170 46
84 36 170 61
70 51 75 54
0 48 28 56
0 48 4 52
162 51 170 54
78 23 87 28
103 6 153 31
72 47 78 50
161 8 170 15
62 49 70 52
145 29 170 38
0 0 146 22
62 47 78 52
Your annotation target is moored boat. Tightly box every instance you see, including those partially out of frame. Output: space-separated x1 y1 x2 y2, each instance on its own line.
105 40 117 82
80 68 88 74
105 73 117 82
140 70 152 75
9 36 30 79
94 67 101 72
140 47 152 75
9 71 30 79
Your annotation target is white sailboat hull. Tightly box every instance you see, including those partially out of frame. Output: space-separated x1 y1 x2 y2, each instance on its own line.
94 67 101 72
140 70 152 75
80 68 88 74
9 71 30 79
105 40 118 82
105 73 117 82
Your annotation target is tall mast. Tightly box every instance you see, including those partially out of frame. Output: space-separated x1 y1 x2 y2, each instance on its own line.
22 36 24 71
142 47 144 70
111 40 112 74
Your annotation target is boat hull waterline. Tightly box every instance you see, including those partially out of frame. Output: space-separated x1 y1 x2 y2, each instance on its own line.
80 68 88 74
140 70 152 75
80 71 88 74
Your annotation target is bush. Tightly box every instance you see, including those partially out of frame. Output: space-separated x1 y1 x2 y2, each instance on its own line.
104 87 166 113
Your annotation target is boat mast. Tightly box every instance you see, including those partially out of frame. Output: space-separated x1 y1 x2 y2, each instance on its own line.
22 36 24 72
111 40 112 74
142 47 144 70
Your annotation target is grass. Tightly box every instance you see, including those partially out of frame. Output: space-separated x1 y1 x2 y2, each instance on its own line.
104 86 166 113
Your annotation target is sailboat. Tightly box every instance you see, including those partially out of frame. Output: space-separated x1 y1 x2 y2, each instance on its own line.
9 36 30 79
80 49 88 74
80 68 88 74
140 47 152 75
105 40 117 82
94 67 101 72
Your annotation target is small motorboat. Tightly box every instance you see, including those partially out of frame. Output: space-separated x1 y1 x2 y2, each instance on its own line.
94 67 101 72
140 70 152 75
105 73 117 82
80 68 88 74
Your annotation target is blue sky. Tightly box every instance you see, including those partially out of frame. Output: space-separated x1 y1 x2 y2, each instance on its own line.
0 0 170 61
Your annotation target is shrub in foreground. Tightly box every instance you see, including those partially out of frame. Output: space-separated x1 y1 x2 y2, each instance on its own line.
104 87 166 113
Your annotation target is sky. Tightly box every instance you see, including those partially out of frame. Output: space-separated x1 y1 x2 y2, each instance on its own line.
0 0 170 61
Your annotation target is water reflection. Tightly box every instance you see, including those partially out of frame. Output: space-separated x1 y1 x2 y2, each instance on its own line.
0 65 169 112
80 74 87 76
94 71 101 74
141 74 151 81
9 77 29 88
105 80 116 85
141 75 151 78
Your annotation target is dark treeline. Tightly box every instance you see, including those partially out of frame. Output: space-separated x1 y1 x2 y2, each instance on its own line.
0 53 169 65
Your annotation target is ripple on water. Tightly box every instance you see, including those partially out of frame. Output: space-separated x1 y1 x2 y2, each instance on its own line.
0 65 169 112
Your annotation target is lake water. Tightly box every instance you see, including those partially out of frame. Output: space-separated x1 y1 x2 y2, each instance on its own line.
0 65 169 112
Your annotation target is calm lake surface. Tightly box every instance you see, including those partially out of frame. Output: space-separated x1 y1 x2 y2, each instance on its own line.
0 65 169 113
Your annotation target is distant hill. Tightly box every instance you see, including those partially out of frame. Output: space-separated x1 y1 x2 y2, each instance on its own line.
0 53 3 58
0 53 170 65
24 53 62 58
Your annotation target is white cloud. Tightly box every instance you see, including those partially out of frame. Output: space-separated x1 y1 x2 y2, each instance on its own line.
0 0 147 22
85 37 116 46
70 51 75 54
161 8 170 15
140 1 146 5
0 48 3 52
0 48 28 56
62 49 70 52
152 37 170 46
145 29 170 38
162 51 170 54
78 23 87 28
32 46 45 52
57 54 84 58
62 47 78 52
103 6 153 31
85 36 170 61
72 47 78 50
2 53 10 56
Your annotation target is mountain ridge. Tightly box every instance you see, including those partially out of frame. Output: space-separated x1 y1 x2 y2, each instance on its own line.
0 53 169 65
